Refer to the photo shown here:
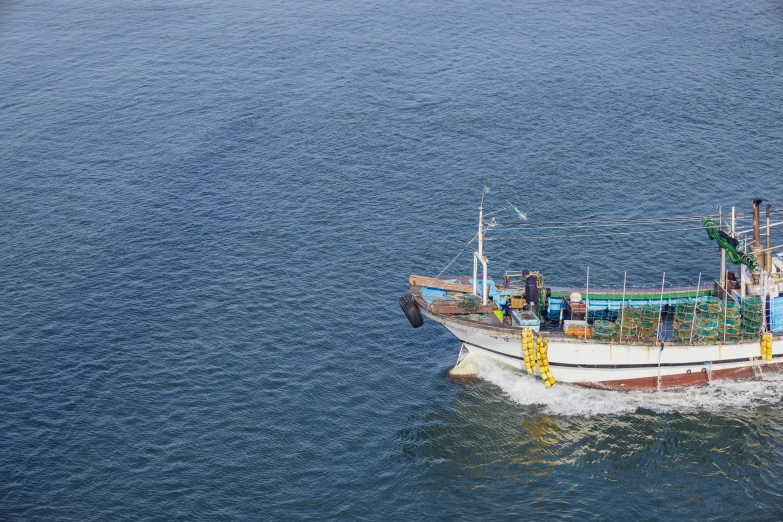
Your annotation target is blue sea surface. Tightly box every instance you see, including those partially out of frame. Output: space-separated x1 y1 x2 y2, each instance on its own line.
2 0 783 519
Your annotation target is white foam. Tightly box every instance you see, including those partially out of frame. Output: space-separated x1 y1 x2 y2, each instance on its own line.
475 356 783 417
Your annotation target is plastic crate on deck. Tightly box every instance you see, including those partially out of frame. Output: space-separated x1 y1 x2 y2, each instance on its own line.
511 310 540 332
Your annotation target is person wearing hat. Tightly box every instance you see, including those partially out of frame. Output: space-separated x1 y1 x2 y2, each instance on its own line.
523 270 539 316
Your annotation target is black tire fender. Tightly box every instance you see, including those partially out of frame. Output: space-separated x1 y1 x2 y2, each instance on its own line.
400 293 424 328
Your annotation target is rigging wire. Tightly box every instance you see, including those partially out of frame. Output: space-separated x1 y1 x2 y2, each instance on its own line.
487 220 707 231
488 209 783 229
487 214 716 228
435 234 477 279
485 225 707 241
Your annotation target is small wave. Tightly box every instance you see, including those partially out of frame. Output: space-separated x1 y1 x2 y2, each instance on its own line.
474 356 783 417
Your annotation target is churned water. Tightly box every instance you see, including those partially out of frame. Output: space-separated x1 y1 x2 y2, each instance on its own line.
2 0 783 519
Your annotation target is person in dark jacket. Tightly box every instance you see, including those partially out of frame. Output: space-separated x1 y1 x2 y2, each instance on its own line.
523 270 539 316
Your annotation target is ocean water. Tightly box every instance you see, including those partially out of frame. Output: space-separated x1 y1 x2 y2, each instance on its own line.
2 0 783 519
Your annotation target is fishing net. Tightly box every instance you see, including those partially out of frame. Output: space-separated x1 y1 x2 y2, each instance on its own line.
592 320 615 331
743 296 763 310
674 311 696 323
721 317 740 328
696 317 718 329
591 320 617 342
675 300 696 314
458 295 481 311
621 307 643 320
639 319 658 329
697 296 723 314
640 305 661 320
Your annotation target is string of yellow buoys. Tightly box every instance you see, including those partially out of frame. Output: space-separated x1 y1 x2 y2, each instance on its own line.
521 327 556 387
761 332 774 361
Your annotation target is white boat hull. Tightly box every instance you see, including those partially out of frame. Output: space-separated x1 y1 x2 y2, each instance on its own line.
423 308 782 390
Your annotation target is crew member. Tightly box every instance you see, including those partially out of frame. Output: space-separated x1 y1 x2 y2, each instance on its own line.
523 269 539 316
499 295 511 324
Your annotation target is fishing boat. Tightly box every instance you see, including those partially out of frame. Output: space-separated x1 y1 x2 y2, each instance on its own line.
400 192 783 390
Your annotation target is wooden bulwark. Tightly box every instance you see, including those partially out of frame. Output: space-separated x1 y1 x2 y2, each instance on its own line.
409 275 474 293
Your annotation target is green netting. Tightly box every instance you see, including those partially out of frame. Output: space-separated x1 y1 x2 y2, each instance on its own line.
743 297 763 307
459 295 481 311
618 326 637 338
675 300 697 313
637 328 659 341
619 308 641 320
674 311 695 322
698 297 723 314
593 320 615 330
696 317 718 329
740 326 761 336
742 309 764 320
742 317 762 328
618 319 638 328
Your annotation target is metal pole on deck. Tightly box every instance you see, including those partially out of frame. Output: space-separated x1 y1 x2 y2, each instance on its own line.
731 206 736 238
723 276 728 343
762 270 768 334
619 272 627 344
719 205 726 287
767 204 773 277
477 189 484 301
656 272 666 341
689 272 702 344
584 266 590 340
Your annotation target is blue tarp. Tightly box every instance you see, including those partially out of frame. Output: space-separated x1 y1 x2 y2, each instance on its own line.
770 295 783 332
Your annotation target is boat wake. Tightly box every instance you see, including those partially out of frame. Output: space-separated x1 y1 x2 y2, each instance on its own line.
475 356 783 416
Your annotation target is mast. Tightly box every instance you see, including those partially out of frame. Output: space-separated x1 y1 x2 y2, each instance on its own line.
478 189 485 267
473 188 489 304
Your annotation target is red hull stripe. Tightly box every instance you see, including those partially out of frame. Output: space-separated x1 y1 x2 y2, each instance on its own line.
578 363 783 391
